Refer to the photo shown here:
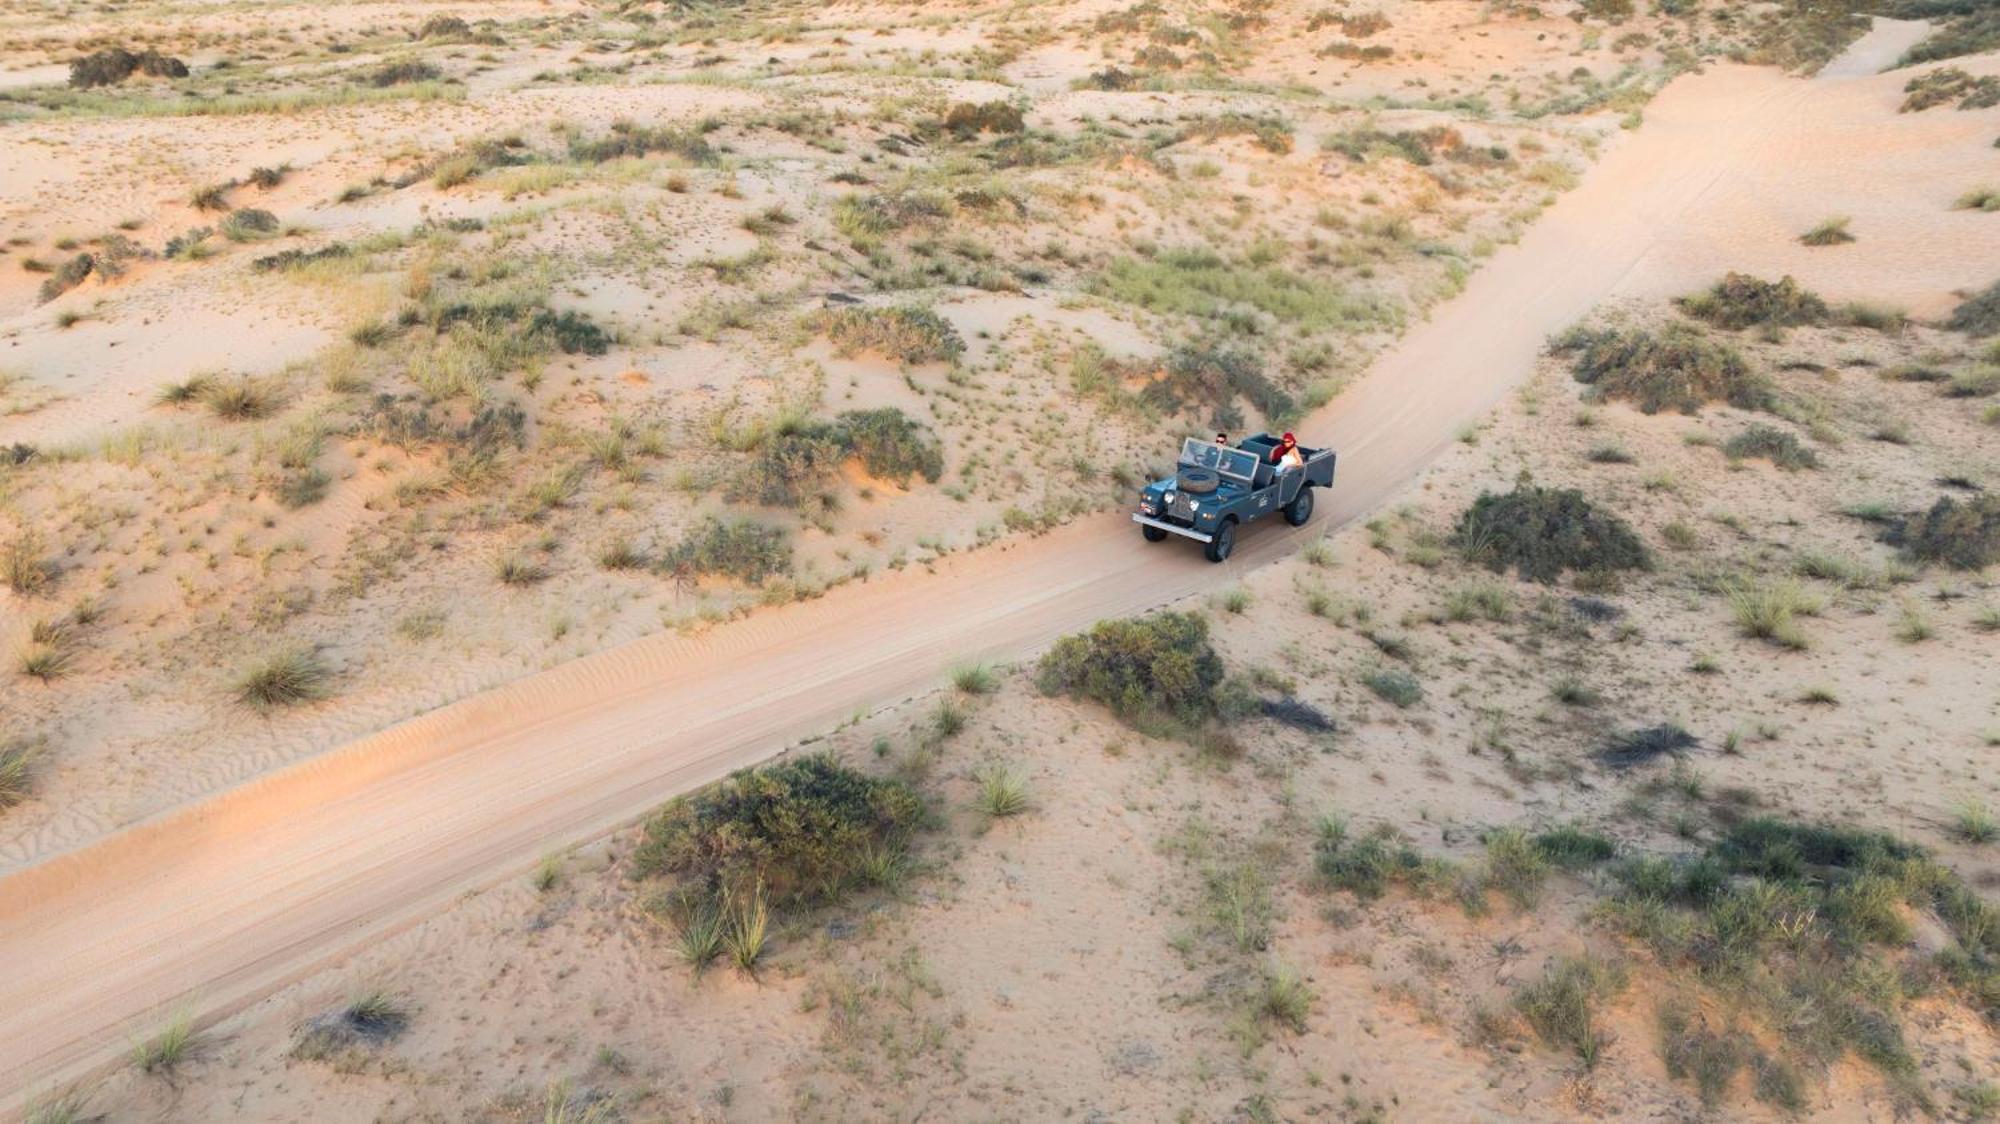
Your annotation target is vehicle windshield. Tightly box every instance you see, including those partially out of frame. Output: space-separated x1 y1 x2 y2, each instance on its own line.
1179 438 1258 483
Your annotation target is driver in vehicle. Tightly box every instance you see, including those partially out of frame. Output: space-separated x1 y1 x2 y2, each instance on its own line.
1272 432 1303 470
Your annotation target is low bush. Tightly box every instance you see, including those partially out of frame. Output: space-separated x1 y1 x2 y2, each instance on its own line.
1176 112 1295 155
293 992 411 1061
0 738 35 809
726 425 846 508
1143 342 1295 431
36 254 94 304
366 60 441 88
1723 423 1818 469
69 47 188 89
820 305 963 365
1453 486 1651 583
528 309 611 356
835 408 944 484
1557 325 1770 414
3 531 55 595
1515 956 1625 1065
943 100 1025 135
1728 577 1822 648
1092 245 1387 337
220 208 279 241
252 243 351 273
1946 279 2000 336
833 189 954 240
1036 611 1245 733
633 753 924 908
1363 667 1422 708
1799 215 1855 246
567 120 716 166
1901 66 2000 112
234 646 332 709
660 517 791 584
1676 273 1828 331
1598 724 1698 768
1957 186 2000 212
1892 494 2000 569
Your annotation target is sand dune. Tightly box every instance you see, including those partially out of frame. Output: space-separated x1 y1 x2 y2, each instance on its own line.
2 20 1991 1105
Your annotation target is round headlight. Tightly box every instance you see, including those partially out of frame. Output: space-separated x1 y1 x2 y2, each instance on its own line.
1189 500 1200 511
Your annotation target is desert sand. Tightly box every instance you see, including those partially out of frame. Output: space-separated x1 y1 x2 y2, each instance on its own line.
2 1 1997 1121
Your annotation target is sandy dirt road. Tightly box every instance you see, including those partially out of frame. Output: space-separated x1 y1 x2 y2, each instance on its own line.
0 20 1968 1103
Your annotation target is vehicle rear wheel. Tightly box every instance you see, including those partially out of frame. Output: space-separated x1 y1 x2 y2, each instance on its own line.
1142 524 1169 542
1204 520 1235 563
1284 485 1315 527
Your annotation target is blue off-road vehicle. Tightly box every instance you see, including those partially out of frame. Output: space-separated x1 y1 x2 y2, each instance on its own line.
1133 434 1337 562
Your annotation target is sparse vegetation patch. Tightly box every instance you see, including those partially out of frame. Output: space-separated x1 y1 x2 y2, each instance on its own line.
1454 486 1651 583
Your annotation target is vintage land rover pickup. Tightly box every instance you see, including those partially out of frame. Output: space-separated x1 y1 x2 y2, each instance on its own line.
1132 433 1337 563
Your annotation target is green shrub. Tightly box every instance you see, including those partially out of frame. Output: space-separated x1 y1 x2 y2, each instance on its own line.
1893 494 2000 569
234 646 332 708
1092 245 1387 336
1557 324 1770 414
726 427 846 508
1316 830 1424 900
835 408 944 484
1799 215 1854 246
1176 112 1295 154
1363 668 1422 708
1677 273 1828 331
1036 611 1239 732
2 531 54 595
1515 956 1624 1065
69 47 187 88
220 208 279 241
0 738 37 809
1723 424 1818 470
660 517 791 584
1453 486 1650 583
36 254 94 304
1902 66 2000 111
821 306 964 365
633 753 924 908
1536 825 1618 868
833 189 954 239
1948 280 2000 336
366 59 442 87
528 309 611 356
567 120 717 165
943 100 1025 135
1134 341 1290 429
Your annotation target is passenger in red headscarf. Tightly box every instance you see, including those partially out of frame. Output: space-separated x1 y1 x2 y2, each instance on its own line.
1272 431 1303 469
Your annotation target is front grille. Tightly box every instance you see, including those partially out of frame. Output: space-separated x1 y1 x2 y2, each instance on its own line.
1169 493 1195 520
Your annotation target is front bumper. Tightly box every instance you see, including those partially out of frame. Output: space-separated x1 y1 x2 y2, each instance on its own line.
1133 513 1213 543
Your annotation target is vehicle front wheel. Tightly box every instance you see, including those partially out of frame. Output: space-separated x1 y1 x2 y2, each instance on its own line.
1204 520 1236 563
1284 485 1315 527
1142 524 1169 542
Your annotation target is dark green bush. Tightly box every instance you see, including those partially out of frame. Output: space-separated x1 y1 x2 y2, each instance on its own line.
252 243 351 272
632 754 924 907
36 254 93 304
1901 66 2000 111
1597 724 1697 768
1535 825 1618 869
1946 279 2000 336
528 309 611 355
943 100 1025 135
1316 833 1422 900
1036 612 1240 732
1723 424 1819 470
660 517 791 583
69 48 187 89
1454 486 1651 583
366 59 441 87
1676 273 1828 331
1892 494 2000 569
1558 325 1770 414
726 425 845 508
834 408 943 484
